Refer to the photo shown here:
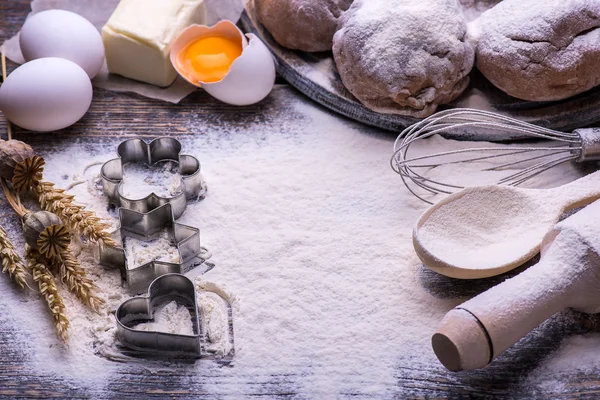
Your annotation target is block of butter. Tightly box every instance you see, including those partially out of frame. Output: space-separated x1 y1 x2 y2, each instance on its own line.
102 0 206 87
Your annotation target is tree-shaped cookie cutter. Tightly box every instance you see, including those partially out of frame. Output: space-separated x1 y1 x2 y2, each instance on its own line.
98 203 210 293
100 137 206 219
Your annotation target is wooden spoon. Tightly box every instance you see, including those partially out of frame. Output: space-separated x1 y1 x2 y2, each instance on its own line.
413 170 600 279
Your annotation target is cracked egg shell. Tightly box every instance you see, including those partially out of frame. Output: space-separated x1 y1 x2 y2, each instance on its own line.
170 20 276 106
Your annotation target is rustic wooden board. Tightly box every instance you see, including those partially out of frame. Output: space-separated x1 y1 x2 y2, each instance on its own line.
6 89 600 399
242 0 600 137
4 2 600 399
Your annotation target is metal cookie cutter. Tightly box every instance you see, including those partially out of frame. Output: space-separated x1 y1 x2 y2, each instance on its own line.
101 137 206 219
98 203 209 293
115 273 204 358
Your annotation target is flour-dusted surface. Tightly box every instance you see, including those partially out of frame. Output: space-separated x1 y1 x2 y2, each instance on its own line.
0 86 598 397
296 57 337 92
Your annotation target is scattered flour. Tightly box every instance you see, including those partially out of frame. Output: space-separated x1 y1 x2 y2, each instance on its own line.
530 335 600 378
459 0 501 22
0 97 591 396
296 58 337 92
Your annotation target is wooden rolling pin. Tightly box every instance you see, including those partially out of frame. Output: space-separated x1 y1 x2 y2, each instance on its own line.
432 199 600 371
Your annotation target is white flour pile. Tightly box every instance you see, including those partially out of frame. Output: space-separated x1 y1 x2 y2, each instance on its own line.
120 161 183 199
0 99 593 396
124 233 181 270
133 301 195 335
196 280 235 357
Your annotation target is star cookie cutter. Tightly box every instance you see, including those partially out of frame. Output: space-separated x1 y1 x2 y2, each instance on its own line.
97 203 209 293
101 137 206 219
115 273 205 358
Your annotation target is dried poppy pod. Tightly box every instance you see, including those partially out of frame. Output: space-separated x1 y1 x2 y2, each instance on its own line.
0 140 35 180
22 211 70 259
12 155 45 193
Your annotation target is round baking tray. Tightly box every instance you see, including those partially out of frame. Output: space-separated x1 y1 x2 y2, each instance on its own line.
241 1 600 141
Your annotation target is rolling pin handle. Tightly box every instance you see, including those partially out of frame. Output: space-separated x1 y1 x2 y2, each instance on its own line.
433 230 586 371
432 308 492 371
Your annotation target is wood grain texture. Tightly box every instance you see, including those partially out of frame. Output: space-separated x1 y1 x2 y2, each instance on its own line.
3 1 600 399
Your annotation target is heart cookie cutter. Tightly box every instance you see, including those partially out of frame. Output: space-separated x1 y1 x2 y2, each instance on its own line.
115 273 235 361
97 203 210 293
101 137 206 219
116 273 205 357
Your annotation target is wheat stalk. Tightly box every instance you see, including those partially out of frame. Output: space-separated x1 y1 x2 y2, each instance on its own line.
35 181 116 247
12 157 116 247
50 248 104 313
0 225 29 288
26 246 69 342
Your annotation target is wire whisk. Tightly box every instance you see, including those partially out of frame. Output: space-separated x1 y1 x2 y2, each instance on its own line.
391 108 600 204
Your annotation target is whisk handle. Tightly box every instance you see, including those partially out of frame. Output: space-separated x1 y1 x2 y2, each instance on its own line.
574 128 600 162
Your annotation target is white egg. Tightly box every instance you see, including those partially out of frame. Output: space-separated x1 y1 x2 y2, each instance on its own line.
170 21 276 106
202 34 276 106
0 58 93 132
19 9 105 79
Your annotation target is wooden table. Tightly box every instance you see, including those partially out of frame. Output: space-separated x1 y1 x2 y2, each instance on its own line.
3 2 600 398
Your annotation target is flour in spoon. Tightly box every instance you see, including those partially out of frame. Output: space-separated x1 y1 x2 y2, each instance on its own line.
416 185 557 270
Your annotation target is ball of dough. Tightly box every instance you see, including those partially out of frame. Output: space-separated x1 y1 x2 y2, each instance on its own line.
475 0 600 101
256 0 354 52
332 0 474 118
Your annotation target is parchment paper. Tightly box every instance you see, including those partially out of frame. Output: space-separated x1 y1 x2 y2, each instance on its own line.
1 0 245 103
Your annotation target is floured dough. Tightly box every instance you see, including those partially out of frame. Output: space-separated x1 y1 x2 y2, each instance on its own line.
332 0 474 118
255 0 354 52
475 0 600 101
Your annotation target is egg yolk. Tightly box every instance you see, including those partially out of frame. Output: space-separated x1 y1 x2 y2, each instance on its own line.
179 35 243 83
